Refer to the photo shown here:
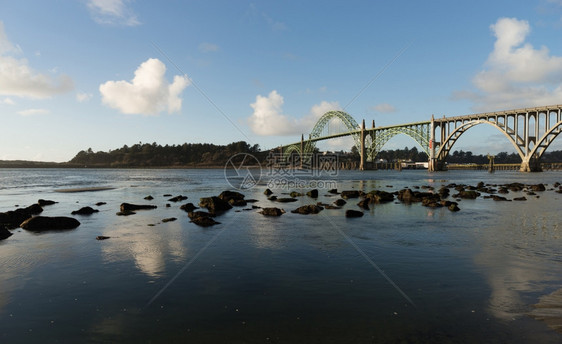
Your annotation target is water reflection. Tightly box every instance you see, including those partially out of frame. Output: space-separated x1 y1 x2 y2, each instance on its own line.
472 200 561 320
100 220 187 278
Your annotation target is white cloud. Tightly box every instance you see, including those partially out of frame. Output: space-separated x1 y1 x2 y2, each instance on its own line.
304 100 342 128
76 92 93 102
99 58 190 115
198 43 219 53
0 21 74 99
87 0 140 26
457 17 562 111
248 90 342 136
373 103 396 113
1 97 14 105
248 90 297 135
18 108 50 116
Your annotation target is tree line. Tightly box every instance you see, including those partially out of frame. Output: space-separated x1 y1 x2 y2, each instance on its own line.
69 141 262 167
3 141 562 168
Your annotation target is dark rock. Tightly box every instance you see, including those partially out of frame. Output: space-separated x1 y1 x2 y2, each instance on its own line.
120 203 157 212
448 204 460 212
306 189 319 198
165 204 171 207
259 207 285 216
188 211 220 227
191 216 220 227
422 197 442 208
38 199 57 206
290 191 304 197
357 199 370 210
20 216 80 231
334 199 347 206
162 217 177 223
245 199 259 203
96 236 110 240
95 202 107 206
144 195 154 200
452 190 480 199
364 190 394 203
291 204 324 214
264 188 273 196
163 194 172 197
199 196 232 213
454 185 465 192
276 197 298 203
345 209 364 218
507 183 525 192
71 206 99 215
268 196 278 201
514 197 527 201
251 205 261 209
188 211 215 220
397 189 415 202
438 187 450 198
530 183 546 192
0 204 44 229
116 210 136 216
491 195 510 201
328 189 339 194
180 203 198 212
498 187 509 194
0 226 12 240
168 195 188 202
218 191 245 203
341 190 361 199
229 199 247 207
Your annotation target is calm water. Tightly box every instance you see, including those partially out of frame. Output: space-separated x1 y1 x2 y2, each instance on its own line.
0 168 561 343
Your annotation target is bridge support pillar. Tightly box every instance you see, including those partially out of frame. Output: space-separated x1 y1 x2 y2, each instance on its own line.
359 119 365 171
300 134 304 169
520 157 542 172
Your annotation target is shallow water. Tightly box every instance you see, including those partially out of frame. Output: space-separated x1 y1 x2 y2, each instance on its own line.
0 168 561 343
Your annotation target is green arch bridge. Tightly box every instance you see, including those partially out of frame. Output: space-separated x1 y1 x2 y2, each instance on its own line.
275 105 562 172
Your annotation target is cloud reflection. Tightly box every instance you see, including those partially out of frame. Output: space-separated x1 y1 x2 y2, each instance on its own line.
100 221 187 278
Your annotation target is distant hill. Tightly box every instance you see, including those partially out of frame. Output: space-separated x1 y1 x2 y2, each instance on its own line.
67 141 264 168
0 160 67 168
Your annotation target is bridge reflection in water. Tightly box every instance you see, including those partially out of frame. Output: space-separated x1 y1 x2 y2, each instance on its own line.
277 104 562 172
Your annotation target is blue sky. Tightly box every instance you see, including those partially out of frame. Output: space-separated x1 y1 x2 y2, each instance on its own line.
1 0 562 162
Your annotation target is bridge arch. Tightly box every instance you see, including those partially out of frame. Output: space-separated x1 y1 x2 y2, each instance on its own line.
528 120 562 161
435 119 524 162
282 144 301 159
368 125 431 161
309 111 361 153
